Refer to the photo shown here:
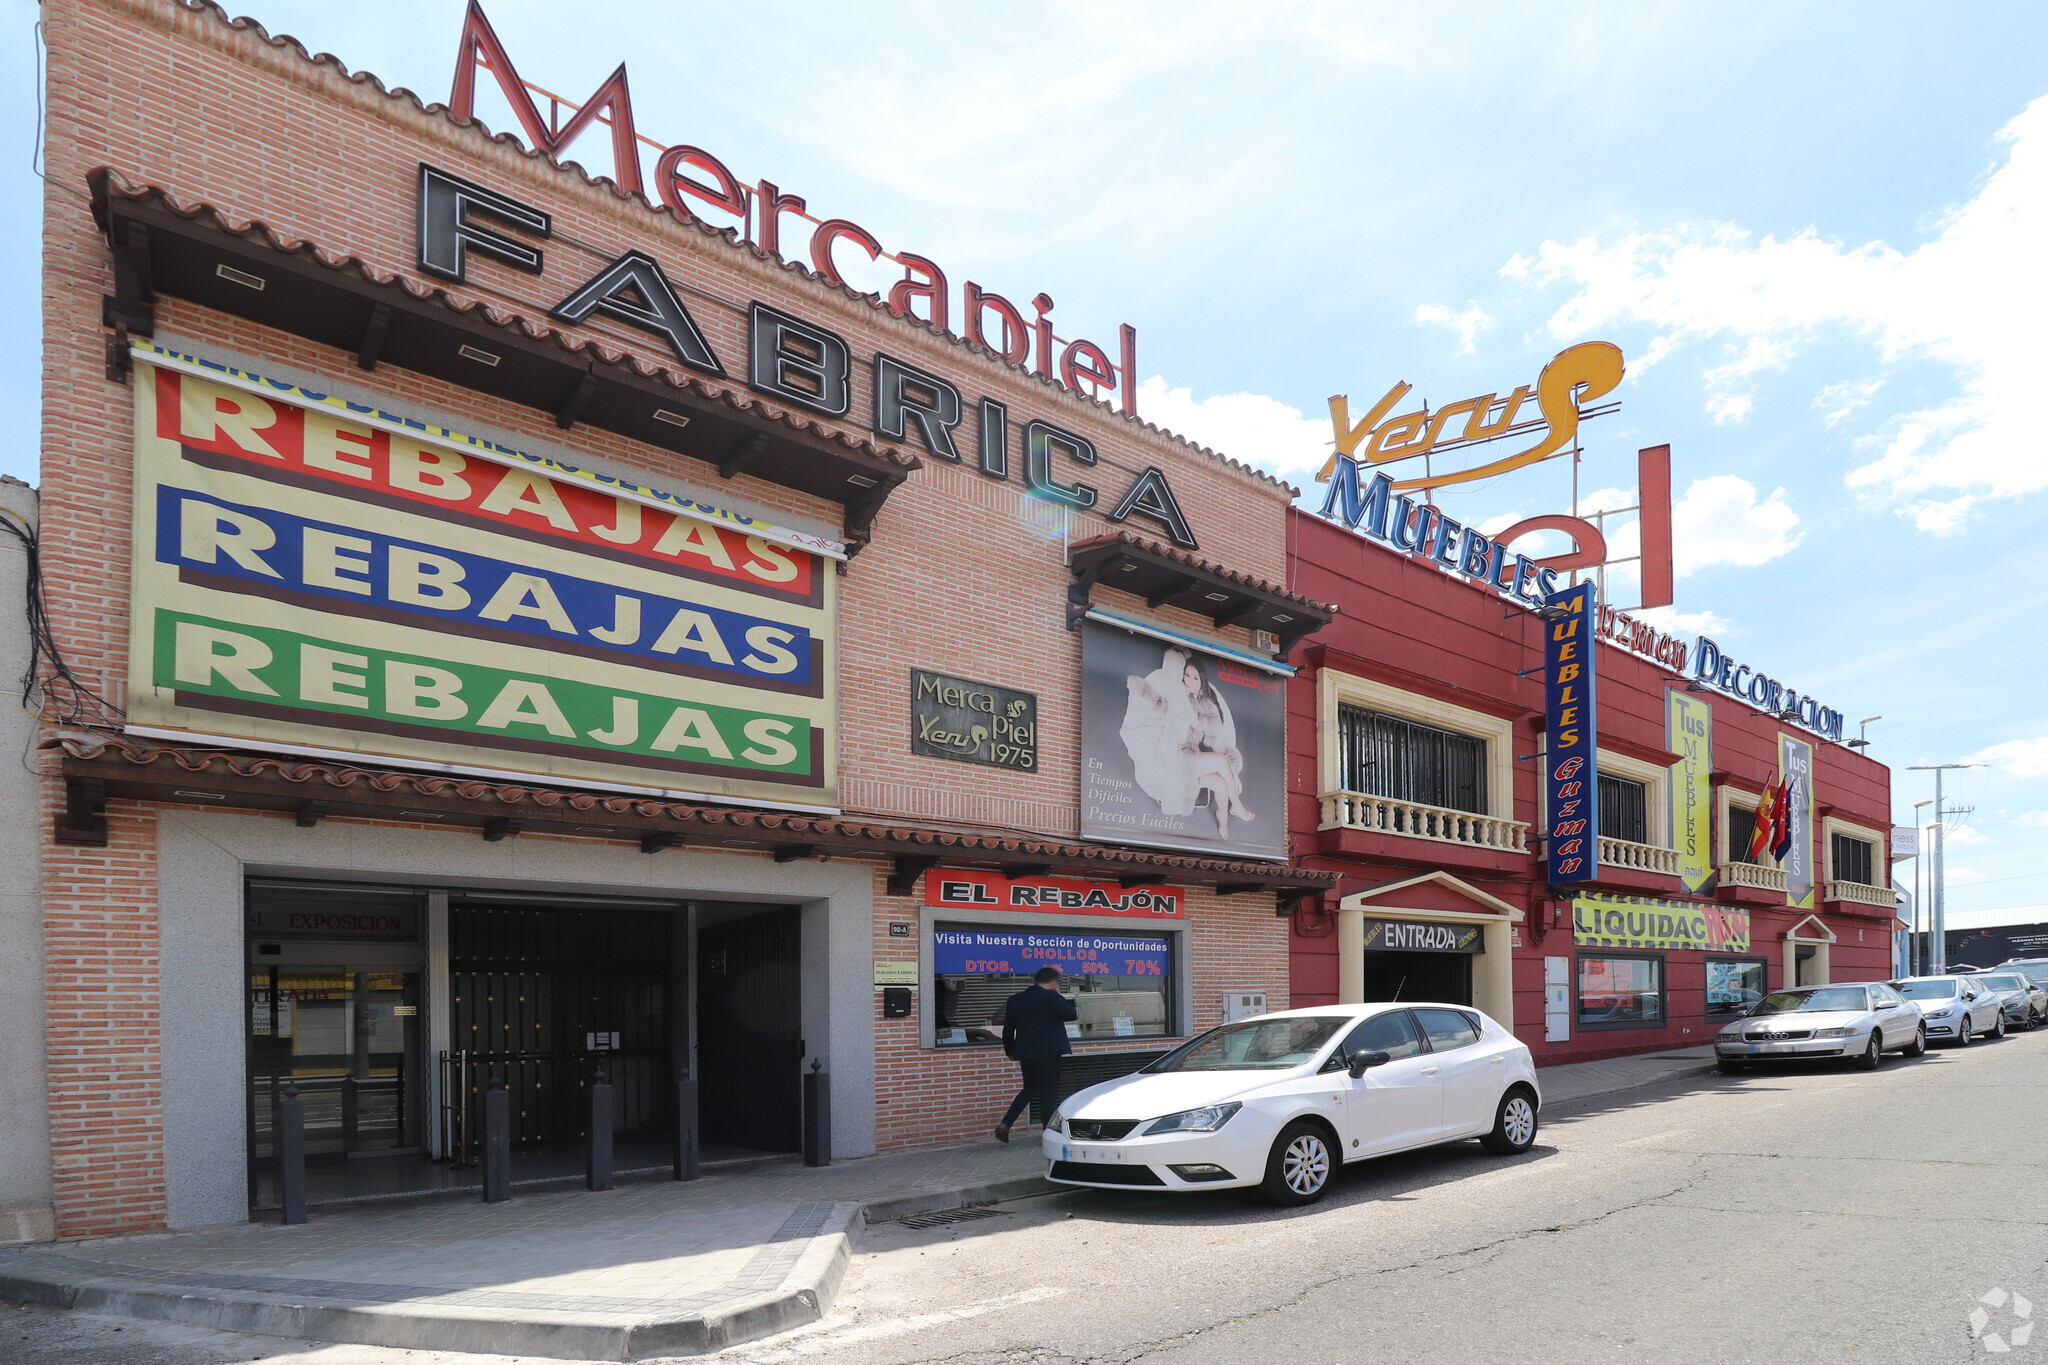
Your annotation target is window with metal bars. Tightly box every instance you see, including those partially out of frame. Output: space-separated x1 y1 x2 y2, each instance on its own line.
1727 805 1758 864
1336 706 1486 814
1831 833 1875 886
1598 774 1649 846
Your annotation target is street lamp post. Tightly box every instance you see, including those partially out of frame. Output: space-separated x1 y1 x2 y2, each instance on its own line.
1912 798 1932 974
1907 764 1975 976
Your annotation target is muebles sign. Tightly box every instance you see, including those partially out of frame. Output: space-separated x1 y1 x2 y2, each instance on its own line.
127 348 837 807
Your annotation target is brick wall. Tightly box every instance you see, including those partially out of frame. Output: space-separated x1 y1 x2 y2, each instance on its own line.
37 0 1303 1228
866 866 1289 1150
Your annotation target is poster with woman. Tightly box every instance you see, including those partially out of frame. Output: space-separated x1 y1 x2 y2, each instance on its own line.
1079 620 1287 861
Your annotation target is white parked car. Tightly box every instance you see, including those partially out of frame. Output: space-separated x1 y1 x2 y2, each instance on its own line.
1042 1004 1542 1206
1890 975 2005 1045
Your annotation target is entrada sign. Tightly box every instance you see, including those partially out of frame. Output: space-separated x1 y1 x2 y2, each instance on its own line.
449 3 1140 415
415 165 1199 549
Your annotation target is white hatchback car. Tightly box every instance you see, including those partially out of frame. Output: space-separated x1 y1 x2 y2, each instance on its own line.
1042 1004 1542 1206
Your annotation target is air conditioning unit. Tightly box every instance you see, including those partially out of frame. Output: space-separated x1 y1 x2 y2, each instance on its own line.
1223 991 1268 1022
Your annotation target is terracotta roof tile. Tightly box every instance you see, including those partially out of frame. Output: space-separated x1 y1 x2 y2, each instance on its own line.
52 733 1339 887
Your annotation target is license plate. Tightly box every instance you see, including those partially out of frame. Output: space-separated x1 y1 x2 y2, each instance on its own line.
1065 1145 1123 1162
1757 1042 1799 1053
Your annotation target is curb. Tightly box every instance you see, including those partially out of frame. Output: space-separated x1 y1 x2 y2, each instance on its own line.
0 1170 1063 1362
1540 1059 1722 1108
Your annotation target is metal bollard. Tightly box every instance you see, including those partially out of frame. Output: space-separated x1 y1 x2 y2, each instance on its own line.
672 1067 699 1182
586 1064 614 1192
279 1081 307 1225
482 1075 511 1203
802 1059 830 1168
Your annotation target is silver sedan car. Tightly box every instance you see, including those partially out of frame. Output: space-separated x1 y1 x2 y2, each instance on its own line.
1714 983 1926 1072
1891 975 2005 1045
1970 972 2047 1029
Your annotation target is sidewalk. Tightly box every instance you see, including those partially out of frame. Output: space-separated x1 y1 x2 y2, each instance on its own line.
0 1047 1720 1361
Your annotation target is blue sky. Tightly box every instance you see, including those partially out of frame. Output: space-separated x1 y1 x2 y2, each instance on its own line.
8 2 2048 917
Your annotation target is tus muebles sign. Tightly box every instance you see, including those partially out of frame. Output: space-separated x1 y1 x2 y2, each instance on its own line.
128 347 837 808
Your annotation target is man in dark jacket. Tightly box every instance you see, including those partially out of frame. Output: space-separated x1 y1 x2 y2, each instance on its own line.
996 967 1078 1142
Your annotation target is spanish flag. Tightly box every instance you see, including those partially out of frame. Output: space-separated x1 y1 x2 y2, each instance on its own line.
1746 781 1780 863
1770 778 1796 861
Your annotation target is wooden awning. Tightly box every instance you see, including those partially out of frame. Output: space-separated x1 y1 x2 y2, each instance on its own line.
89 170 918 549
1069 531 1335 653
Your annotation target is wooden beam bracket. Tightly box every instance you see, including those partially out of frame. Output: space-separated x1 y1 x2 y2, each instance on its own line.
773 842 821 863
294 800 329 829
886 855 941 898
56 776 108 847
482 817 522 842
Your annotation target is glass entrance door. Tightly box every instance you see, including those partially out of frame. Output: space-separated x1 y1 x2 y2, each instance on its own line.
248 966 422 1165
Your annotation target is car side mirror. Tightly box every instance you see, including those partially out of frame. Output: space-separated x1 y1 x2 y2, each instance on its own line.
1347 1049 1392 1079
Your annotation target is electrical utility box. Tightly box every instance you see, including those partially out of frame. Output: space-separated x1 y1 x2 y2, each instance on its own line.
1544 956 1571 1043
1223 991 1268 1022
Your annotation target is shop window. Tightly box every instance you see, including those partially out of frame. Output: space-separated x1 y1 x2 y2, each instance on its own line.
1599 774 1649 845
1705 957 1768 1018
931 925 1172 1048
1831 832 1875 887
1726 804 1758 864
1577 953 1666 1030
1337 705 1485 814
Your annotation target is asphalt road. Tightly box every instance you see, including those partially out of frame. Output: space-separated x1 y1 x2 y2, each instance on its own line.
12 1029 2046 1365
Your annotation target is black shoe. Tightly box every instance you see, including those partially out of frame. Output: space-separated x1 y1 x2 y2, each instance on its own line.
994 1125 1011 1143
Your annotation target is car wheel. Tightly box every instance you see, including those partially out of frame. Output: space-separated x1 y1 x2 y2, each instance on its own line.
1480 1087 1539 1155
1717 1059 1747 1075
1904 1024 1927 1057
1956 1015 1975 1047
1992 1013 2007 1040
1260 1121 1336 1207
1856 1033 1882 1070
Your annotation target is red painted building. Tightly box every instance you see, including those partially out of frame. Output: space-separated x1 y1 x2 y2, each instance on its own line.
1286 506 1896 1064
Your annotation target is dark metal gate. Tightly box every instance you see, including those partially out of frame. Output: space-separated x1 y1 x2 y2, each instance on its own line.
696 907 801 1153
447 902 674 1146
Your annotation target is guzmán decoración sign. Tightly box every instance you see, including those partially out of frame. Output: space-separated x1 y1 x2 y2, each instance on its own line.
127 346 837 809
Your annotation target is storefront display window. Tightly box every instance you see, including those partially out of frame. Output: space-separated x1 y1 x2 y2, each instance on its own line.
932 925 1172 1047
1577 953 1665 1030
1706 957 1768 1018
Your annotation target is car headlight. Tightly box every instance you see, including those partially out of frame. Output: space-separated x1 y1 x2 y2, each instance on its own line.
1045 1111 1066 1135
1814 1027 1854 1038
1143 1102 1242 1136
1925 1005 1956 1018
1717 1027 1742 1039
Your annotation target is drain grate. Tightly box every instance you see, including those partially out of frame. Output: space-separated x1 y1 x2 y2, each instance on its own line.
897 1206 1004 1230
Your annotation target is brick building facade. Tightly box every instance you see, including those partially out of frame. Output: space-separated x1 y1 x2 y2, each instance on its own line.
1286 507 1898 1064
21 0 1334 1239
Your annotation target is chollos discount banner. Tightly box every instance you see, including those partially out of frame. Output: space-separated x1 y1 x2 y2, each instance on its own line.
932 929 1170 978
1544 581 1599 881
126 348 838 807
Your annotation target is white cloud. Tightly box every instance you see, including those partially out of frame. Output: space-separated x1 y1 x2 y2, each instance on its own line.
1504 94 2048 531
2014 810 2048 828
1946 867 1988 886
1133 375 1331 488
1814 377 1884 428
1671 475 1801 575
1413 300 1496 355
1634 606 1733 634
1966 735 2048 780
1944 825 1990 846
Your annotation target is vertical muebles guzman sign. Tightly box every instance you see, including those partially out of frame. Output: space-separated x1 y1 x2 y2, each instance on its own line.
1780 733 1817 909
1667 688 1715 896
1078 619 1287 861
128 350 838 807
1544 582 1599 881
